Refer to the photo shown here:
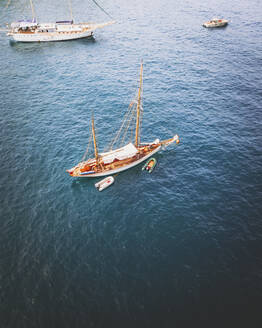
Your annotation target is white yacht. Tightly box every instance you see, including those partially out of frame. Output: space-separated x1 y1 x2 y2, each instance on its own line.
6 0 115 42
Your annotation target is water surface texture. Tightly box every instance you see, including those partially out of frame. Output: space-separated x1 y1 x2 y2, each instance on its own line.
0 0 262 327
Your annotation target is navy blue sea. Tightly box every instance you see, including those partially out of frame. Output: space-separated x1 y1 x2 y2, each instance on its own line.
0 0 262 327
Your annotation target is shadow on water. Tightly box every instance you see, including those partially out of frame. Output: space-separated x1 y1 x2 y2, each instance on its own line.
71 178 93 188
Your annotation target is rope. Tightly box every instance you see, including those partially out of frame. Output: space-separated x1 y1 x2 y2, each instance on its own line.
81 125 92 161
120 103 136 146
5 0 12 9
128 109 136 143
138 104 143 145
90 0 114 20
103 71 144 152
107 100 135 151
1 0 27 27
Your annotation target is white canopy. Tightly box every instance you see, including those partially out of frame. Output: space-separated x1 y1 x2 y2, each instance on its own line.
100 143 138 164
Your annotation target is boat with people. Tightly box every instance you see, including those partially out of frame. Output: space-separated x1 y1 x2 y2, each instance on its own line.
67 62 180 178
142 158 157 173
5 0 115 42
203 18 228 28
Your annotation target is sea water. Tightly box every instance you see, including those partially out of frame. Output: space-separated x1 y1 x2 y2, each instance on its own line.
0 0 261 327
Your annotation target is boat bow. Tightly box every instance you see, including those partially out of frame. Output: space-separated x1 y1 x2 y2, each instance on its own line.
161 134 180 148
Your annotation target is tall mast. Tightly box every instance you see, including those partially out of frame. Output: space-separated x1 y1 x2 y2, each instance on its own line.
135 61 143 147
92 116 99 164
29 0 36 21
68 0 74 22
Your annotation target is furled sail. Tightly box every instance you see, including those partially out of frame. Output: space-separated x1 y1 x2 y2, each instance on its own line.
100 143 138 164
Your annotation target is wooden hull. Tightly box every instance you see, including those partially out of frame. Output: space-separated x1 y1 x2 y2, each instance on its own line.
71 145 161 178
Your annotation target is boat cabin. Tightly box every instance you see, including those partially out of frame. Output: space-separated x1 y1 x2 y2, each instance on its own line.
11 20 38 32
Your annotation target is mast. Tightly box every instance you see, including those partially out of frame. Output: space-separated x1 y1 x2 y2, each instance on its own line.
92 116 99 164
68 0 74 23
29 0 36 21
135 61 143 147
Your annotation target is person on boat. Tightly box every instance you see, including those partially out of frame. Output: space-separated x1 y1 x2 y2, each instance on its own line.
146 161 154 171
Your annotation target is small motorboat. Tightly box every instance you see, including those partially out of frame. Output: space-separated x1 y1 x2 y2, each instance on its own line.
142 158 157 173
203 18 228 28
95 176 114 191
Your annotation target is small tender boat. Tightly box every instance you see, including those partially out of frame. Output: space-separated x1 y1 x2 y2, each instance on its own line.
95 176 114 191
142 158 157 173
203 18 228 28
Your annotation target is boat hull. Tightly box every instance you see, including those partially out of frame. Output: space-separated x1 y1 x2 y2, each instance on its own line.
75 145 161 178
95 176 114 191
203 21 228 28
142 157 157 173
8 29 93 42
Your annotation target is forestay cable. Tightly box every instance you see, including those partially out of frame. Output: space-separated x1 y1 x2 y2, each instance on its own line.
90 0 114 20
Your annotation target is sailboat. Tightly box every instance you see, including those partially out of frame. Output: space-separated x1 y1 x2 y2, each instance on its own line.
6 0 115 42
67 62 180 178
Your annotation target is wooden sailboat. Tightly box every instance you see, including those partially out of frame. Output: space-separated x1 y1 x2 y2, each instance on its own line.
67 63 180 178
5 0 115 42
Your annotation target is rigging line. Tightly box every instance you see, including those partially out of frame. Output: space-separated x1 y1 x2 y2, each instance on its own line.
120 104 136 146
5 0 12 9
120 102 136 146
90 0 114 20
4 0 21 14
81 119 93 161
120 89 139 146
0 0 11 23
109 108 132 150
128 107 136 142
18 1 28 18
29 0 36 19
81 132 92 161
107 100 135 151
68 0 73 22
128 110 136 144
138 104 143 145
137 86 143 145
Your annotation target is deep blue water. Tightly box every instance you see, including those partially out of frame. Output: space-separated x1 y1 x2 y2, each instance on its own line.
0 0 262 327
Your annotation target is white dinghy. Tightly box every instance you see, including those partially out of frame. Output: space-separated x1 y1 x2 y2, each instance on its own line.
95 176 114 191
